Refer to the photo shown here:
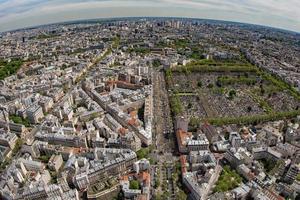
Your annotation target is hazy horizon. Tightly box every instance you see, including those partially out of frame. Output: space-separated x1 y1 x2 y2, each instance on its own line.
0 0 299 33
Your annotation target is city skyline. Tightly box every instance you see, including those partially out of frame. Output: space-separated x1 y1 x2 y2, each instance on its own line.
0 0 300 33
0 15 300 200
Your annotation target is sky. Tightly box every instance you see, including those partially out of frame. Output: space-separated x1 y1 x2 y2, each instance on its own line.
0 0 299 32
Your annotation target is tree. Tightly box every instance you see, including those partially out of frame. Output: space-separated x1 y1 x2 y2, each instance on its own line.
129 180 140 189
216 79 222 87
153 193 163 200
260 158 275 172
152 59 161 68
113 191 124 200
0 58 24 80
197 80 202 88
12 138 23 156
228 89 236 99
224 132 230 140
161 191 170 199
207 83 214 88
260 84 265 95
213 165 242 193
39 155 51 163
170 95 183 116
297 174 300 182
247 106 252 112
9 115 30 127
136 147 150 159
154 179 160 188
50 171 58 184
138 104 145 123
189 116 199 130
177 189 187 200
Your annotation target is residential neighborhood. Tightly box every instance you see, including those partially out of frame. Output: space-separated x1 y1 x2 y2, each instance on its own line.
0 18 299 200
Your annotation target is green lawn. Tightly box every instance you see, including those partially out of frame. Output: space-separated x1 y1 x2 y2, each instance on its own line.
129 180 140 189
136 147 150 159
0 59 24 80
213 165 242 193
9 115 30 127
170 95 183 116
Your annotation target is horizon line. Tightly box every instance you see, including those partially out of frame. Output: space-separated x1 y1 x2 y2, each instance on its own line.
1 16 300 35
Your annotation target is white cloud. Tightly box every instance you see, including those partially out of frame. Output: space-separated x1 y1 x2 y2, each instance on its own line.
0 0 299 32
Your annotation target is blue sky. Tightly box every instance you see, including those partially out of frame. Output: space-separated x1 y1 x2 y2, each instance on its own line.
0 0 299 32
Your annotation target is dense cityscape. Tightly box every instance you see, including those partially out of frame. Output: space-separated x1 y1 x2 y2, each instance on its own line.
0 18 299 200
